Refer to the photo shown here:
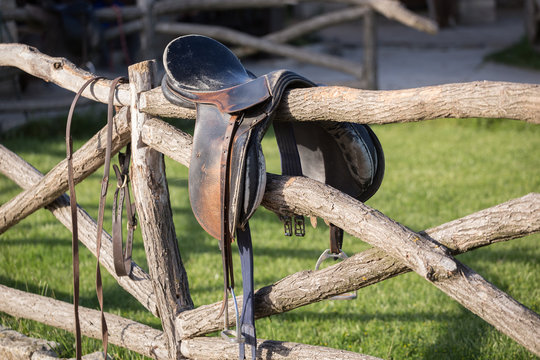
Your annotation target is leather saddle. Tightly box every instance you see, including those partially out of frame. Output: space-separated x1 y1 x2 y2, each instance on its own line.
162 35 384 359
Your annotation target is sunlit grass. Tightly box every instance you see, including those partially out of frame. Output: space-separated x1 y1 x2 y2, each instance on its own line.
1 114 539 359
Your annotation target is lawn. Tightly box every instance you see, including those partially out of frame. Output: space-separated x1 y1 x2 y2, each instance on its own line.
0 110 539 359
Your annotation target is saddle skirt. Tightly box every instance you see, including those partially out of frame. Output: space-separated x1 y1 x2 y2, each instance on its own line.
162 34 384 359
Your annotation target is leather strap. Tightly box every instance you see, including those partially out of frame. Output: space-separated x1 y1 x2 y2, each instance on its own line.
66 76 127 359
329 225 344 254
273 121 305 237
66 76 103 360
112 146 136 276
237 224 256 360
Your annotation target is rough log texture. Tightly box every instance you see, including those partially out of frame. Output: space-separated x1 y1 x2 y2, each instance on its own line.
128 61 193 359
155 22 365 80
0 284 382 360
0 44 130 106
0 144 158 317
141 118 540 355
0 325 59 360
180 337 383 360
2 45 538 124
139 82 540 124
174 194 540 338
0 284 168 360
0 107 131 234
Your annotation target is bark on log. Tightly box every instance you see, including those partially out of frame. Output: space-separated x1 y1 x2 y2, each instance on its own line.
0 325 58 360
180 337 383 360
0 44 130 106
140 118 540 355
0 144 159 317
139 82 540 124
176 193 540 338
0 284 168 360
0 284 381 360
0 107 131 234
155 22 365 80
2 45 538 124
128 61 193 359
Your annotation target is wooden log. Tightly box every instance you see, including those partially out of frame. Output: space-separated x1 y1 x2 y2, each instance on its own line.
233 6 369 58
0 44 130 106
180 337 383 360
155 22 365 80
0 325 58 360
140 118 540 355
0 284 168 360
176 193 540 338
0 284 381 360
0 144 159 317
128 61 193 359
0 107 131 234
139 81 540 124
362 8 377 89
2 45 538 124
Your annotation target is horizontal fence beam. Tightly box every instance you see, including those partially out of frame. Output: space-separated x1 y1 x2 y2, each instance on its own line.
2 45 539 124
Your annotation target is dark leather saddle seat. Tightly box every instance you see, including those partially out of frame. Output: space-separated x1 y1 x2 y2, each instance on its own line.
162 35 384 360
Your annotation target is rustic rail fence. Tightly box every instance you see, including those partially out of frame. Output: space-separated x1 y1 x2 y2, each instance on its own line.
0 43 539 359
0 0 438 95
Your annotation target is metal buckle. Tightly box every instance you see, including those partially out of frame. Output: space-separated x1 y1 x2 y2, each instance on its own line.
314 249 357 300
281 215 293 236
294 215 305 237
220 287 245 343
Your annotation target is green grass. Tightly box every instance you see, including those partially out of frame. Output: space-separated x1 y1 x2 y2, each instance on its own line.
485 36 540 70
1 113 539 359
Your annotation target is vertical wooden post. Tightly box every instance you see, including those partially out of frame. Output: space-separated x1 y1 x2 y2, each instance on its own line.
363 8 377 90
128 60 193 359
137 0 155 60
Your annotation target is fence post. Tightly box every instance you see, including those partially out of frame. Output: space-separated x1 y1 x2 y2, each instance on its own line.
363 8 377 90
128 60 194 359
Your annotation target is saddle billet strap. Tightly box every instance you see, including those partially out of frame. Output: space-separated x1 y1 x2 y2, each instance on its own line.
273 121 305 237
237 224 256 360
112 146 136 277
66 76 104 360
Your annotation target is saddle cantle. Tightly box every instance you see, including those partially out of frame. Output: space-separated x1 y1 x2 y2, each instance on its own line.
162 35 384 360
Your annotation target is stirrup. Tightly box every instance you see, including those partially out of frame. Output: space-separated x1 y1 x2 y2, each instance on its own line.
315 249 357 300
221 287 245 343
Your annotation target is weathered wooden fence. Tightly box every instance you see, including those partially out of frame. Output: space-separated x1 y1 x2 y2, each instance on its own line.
0 43 539 359
0 0 438 92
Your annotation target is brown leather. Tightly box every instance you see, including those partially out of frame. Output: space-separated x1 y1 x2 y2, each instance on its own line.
112 147 136 277
66 76 128 360
66 76 103 360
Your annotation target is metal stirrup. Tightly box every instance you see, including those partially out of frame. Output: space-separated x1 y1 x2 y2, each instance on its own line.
315 249 357 300
221 287 245 343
